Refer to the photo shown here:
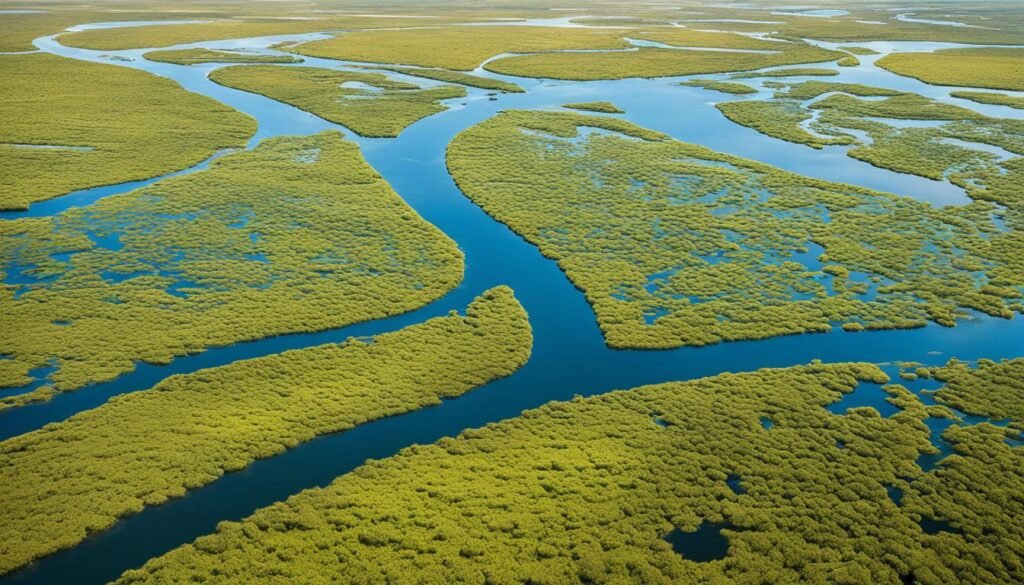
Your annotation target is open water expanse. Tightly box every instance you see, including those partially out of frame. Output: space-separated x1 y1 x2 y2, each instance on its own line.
2 18 1023 583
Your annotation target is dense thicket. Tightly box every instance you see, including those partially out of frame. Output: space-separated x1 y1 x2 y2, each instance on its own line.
0 53 254 209
447 110 1022 349
115 361 1024 584
0 286 531 575
0 131 463 406
877 49 1024 92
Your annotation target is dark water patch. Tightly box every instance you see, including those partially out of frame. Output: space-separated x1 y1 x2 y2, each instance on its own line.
887 485 904 506
917 416 956 471
653 416 670 428
726 475 745 495
1005 431 1024 447
919 517 958 535
664 522 730 562
827 382 900 417
760 417 774 429
0 360 58 399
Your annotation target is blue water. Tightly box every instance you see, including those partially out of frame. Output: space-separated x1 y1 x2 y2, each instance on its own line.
0 22 1022 585
664 522 731 562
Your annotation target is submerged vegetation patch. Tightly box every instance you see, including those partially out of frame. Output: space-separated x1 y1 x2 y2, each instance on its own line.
447 110 1022 349
112 361 1024 584
0 287 531 575
209 65 465 137
0 53 255 210
0 131 463 406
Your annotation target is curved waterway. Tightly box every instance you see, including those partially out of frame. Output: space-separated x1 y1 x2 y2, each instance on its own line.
2 22 1023 584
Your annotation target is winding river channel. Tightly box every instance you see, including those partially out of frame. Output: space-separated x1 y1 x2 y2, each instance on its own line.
3 18 1024 583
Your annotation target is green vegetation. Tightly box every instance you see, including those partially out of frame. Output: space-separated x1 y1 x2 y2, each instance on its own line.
484 41 841 81
714 81 1024 207
837 55 860 67
0 287 531 575
0 8 194 53
765 16 1024 46
360 65 524 93
58 15 478 51
927 358 1024 431
0 131 463 406
563 101 624 113
840 46 880 56
681 79 757 95
570 17 673 27
0 53 254 210
731 67 839 79
113 361 1024 585
717 100 854 148
290 26 631 71
208 65 464 137
628 28 791 52
447 110 1022 349
877 48 1024 92
951 91 1024 110
143 48 301 65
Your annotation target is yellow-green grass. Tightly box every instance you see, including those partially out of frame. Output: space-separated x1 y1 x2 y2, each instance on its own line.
360 65 524 93
143 48 301 65
951 91 1024 110
681 79 757 95
114 361 1024 585
839 46 880 56
58 16 479 51
563 101 624 113
771 16 1024 46
0 131 464 406
484 42 841 81
628 28 789 51
208 65 465 137
446 110 1022 349
569 16 674 27
289 25 633 70
731 67 839 78
0 9 201 53
716 81 1024 207
717 100 854 148
0 53 255 210
877 48 1024 92
927 358 1024 431
0 286 531 576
